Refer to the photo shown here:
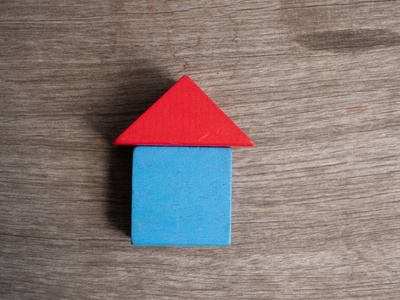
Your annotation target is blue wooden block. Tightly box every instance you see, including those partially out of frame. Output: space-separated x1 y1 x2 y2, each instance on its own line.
132 146 232 246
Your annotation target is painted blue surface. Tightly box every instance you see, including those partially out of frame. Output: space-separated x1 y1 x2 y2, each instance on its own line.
132 146 232 246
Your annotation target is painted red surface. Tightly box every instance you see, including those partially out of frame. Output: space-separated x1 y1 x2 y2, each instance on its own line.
113 75 254 147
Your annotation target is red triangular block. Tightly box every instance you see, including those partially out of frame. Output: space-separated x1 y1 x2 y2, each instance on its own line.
113 75 254 147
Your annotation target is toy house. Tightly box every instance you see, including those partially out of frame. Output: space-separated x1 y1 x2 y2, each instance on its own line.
114 75 254 246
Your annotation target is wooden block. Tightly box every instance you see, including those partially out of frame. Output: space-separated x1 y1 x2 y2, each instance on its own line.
113 75 254 147
131 146 232 246
114 75 254 246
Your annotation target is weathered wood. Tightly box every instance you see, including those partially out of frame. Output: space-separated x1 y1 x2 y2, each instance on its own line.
1 0 400 299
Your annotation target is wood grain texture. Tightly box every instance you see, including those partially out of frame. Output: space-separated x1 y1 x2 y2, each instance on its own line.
1 0 400 299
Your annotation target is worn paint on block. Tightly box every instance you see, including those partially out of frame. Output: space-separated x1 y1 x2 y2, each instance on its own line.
132 146 232 246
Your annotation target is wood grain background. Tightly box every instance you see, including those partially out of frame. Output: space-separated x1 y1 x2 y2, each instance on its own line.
1 0 400 299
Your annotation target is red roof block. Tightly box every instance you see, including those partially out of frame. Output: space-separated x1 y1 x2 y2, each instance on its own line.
113 75 254 147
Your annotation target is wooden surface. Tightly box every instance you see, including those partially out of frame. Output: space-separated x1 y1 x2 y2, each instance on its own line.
1 0 400 299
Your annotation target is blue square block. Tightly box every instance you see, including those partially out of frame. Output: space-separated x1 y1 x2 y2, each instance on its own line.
132 146 232 246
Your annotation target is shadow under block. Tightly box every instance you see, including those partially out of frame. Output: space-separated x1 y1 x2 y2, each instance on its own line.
132 146 232 246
